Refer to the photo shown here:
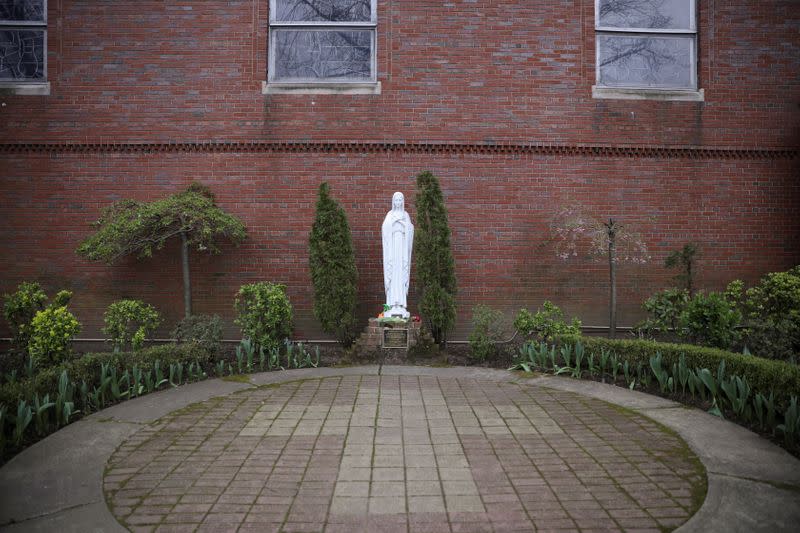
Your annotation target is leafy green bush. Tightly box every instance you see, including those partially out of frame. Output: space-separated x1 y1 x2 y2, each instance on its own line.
28 293 81 369
634 288 690 337
514 301 581 342
678 291 742 350
308 182 359 347
171 314 223 355
103 299 161 352
468 305 506 362
742 266 800 363
234 282 293 352
3 282 48 351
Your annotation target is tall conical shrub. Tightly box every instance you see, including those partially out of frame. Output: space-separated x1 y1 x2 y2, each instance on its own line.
309 182 359 347
415 171 456 346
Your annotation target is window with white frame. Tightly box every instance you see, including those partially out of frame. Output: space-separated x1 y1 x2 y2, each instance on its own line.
0 0 47 82
595 0 697 91
268 0 376 84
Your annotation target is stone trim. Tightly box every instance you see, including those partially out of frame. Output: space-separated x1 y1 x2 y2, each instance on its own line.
592 86 705 102
0 140 796 160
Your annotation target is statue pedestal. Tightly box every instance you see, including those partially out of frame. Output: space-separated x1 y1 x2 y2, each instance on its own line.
353 318 434 361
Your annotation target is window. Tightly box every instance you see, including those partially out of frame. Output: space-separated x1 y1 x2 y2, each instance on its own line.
265 0 379 94
593 0 702 100
0 0 49 93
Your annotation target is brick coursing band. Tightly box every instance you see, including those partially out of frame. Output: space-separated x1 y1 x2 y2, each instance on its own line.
0 141 796 160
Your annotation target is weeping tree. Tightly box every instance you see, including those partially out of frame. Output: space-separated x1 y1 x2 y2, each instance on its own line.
77 183 247 317
415 171 457 347
308 182 359 347
552 207 649 339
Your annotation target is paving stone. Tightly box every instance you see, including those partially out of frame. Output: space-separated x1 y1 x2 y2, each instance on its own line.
101 375 708 533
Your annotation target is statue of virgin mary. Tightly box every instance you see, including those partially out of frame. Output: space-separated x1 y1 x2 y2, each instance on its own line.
382 192 414 319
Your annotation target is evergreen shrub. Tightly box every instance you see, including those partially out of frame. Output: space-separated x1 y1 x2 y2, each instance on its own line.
28 292 80 369
308 182 359 347
415 171 456 346
103 299 161 352
468 305 506 361
234 282 293 352
171 314 223 356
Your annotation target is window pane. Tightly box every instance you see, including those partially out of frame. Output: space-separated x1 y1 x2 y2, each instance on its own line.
597 34 693 89
274 29 372 81
274 0 371 22
0 29 45 80
0 0 45 23
598 0 693 30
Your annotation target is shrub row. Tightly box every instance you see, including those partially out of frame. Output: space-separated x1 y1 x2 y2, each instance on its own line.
0 342 213 409
559 335 800 407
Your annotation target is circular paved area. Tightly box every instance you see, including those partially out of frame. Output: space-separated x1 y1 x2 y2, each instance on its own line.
104 375 704 532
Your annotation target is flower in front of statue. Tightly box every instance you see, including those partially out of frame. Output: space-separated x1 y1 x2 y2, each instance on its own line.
412 315 421 323
378 312 384 318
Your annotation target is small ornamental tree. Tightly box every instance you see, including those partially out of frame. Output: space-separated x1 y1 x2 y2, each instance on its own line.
551 207 650 339
77 183 247 317
308 182 359 347
415 171 457 346
665 242 699 295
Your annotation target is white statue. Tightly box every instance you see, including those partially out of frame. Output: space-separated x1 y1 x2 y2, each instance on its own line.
382 192 414 319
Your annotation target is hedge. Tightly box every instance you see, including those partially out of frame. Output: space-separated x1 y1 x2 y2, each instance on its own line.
559 335 800 407
0 342 213 408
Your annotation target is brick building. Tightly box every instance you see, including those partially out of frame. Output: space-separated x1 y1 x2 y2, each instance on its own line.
1 1 798 341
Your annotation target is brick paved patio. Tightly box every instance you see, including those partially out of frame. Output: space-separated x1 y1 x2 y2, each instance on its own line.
104 376 705 532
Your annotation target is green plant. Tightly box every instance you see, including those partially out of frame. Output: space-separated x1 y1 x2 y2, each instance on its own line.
468 305 506 362
777 396 800 447
12 400 32 446
634 288 690 338
679 291 742 350
721 375 752 421
236 339 256 373
103 299 161 352
514 301 581 342
32 393 54 436
665 243 699 295
171 314 223 355
28 298 81 369
77 183 247 317
3 282 48 351
742 266 800 362
415 171 457 346
650 352 671 393
234 282 293 353
308 182 359 347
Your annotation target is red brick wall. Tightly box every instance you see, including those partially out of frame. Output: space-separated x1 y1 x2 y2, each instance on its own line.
1 1 799 340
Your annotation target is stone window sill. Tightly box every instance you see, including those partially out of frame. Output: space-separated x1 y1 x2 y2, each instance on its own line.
262 81 381 95
592 86 704 102
0 82 51 96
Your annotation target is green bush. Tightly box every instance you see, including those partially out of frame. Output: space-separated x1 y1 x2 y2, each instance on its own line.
234 282 293 352
468 305 506 362
103 299 161 352
559 335 800 408
3 282 48 351
634 288 690 337
28 294 81 369
308 182 359 347
171 314 223 356
678 291 742 350
742 266 800 362
514 301 581 342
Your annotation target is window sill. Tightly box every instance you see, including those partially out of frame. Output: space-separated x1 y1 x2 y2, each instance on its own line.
262 81 381 95
592 86 704 102
0 82 50 96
